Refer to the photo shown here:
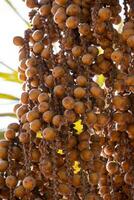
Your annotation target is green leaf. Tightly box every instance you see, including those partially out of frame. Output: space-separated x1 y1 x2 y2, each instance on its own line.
0 93 19 101
0 71 21 83
4 0 30 26
0 113 16 118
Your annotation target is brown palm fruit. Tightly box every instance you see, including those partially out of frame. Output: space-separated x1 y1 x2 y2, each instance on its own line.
43 127 57 141
31 148 41 162
13 36 24 46
106 161 119 175
74 101 85 114
125 75 134 86
44 75 54 88
78 23 91 36
40 159 52 175
57 169 68 182
54 85 65 97
25 67 38 78
26 110 40 122
64 110 76 123
84 193 99 200
89 173 99 186
55 0 67 6
52 66 65 78
5 176 17 188
33 42 44 54
20 92 29 104
67 135 77 149
41 47 50 59
19 132 30 144
26 57 37 67
113 174 124 187
23 176 36 191
72 174 81 187
88 46 99 57
0 176 5 188
66 16 79 29
18 169 26 180
123 21 134 30
124 171 134 186
32 30 44 42
66 3 80 16
4 129 15 140
76 75 87 86
58 183 70 195
52 114 63 127
0 147 8 160
95 21 106 34
38 92 49 102
112 95 130 110
72 45 82 57
82 53 93 65
7 122 19 131
86 111 97 125
127 35 134 48
42 110 54 123
74 87 86 99
78 132 90 141
111 50 123 64
14 185 26 198
68 149 79 161
30 119 41 132
0 160 8 172
80 149 93 161
25 0 37 8
98 60 112 73
67 57 77 69
32 14 43 28
62 96 75 110
12 146 22 161
127 124 134 139
29 89 41 101
16 105 28 119
97 113 109 127
39 4 51 16
103 145 114 156
78 141 89 151
122 29 134 41
54 7 66 24
0 140 9 148
90 86 104 98
98 8 112 21
38 102 49 113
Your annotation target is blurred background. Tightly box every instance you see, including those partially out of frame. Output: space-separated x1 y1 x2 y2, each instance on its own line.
0 0 29 137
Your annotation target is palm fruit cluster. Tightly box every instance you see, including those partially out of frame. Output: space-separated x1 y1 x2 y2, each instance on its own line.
0 0 134 199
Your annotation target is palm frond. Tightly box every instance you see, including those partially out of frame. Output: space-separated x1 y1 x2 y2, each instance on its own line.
0 71 21 83
0 93 19 101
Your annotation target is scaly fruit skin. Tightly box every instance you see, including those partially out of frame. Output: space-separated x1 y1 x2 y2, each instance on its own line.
1 0 134 199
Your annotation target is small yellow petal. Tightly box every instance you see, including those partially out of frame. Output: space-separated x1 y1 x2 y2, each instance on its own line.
73 119 83 135
57 149 64 155
72 161 81 174
96 74 106 88
36 131 43 138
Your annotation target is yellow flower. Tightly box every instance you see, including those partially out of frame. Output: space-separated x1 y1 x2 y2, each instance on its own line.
36 131 43 138
73 119 83 135
72 161 81 174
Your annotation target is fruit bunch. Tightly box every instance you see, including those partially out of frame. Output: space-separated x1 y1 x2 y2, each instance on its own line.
0 0 134 199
